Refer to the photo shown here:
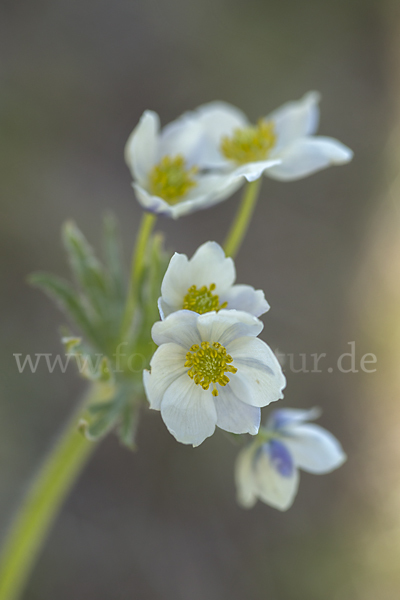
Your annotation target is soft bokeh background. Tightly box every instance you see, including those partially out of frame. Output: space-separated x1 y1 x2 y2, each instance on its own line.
1 0 400 598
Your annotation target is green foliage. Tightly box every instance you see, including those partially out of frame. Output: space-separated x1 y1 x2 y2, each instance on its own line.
29 214 169 449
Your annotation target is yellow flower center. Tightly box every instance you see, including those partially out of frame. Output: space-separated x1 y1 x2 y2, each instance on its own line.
185 341 237 396
182 283 228 314
149 155 198 204
220 120 276 165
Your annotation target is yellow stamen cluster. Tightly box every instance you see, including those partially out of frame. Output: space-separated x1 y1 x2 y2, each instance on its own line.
185 341 237 397
182 283 228 314
221 120 276 165
149 155 198 204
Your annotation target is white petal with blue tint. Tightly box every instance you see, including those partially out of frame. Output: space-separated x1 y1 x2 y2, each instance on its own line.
253 442 299 511
283 423 347 474
267 407 321 431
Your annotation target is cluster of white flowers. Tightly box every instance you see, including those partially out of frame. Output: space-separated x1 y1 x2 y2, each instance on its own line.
125 92 353 218
127 92 351 510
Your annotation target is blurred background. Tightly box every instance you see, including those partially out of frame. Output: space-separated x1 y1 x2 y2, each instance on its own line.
1 0 400 598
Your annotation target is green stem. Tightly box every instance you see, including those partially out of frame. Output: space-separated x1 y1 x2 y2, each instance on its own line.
0 386 100 600
223 178 262 258
120 212 156 338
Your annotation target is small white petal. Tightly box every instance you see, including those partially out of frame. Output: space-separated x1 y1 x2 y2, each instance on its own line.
125 111 159 187
196 310 264 347
160 374 217 446
188 241 236 294
132 183 174 217
160 241 236 312
254 446 300 511
283 423 346 474
230 159 281 182
235 446 259 508
268 91 321 150
143 343 187 410
157 297 171 320
158 115 205 166
151 310 201 348
228 337 286 407
222 284 270 317
267 136 353 181
160 252 191 308
167 172 243 219
214 386 260 435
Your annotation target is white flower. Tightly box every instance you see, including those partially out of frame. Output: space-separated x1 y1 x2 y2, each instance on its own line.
143 309 286 447
235 407 346 510
158 241 269 320
176 92 353 182
124 110 244 218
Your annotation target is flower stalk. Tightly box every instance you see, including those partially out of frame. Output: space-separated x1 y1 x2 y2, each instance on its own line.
0 385 103 600
223 178 262 258
120 211 156 339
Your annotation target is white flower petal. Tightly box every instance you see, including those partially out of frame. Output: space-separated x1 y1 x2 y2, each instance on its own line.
151 310 201 348
166 172 243 219
222 284 270 317
267 91 321 150
188 241 236 294
196 310 263 347
228 337 286 407
158 114 205 165
160 374 217 446
267 136 353 181
235 446 258 508
267 407 321 431
214 386 260 435
283 423 346 474
160 252 191 308
254 445 300 511
143 343 187 410
125 111 159 187
230 159 281 182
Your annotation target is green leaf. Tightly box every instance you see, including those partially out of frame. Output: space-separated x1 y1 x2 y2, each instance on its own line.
62 221 108 319
62 337 113 382
29 272 100 346
83 398 121 440
103 213 127 305
118 400 140 450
